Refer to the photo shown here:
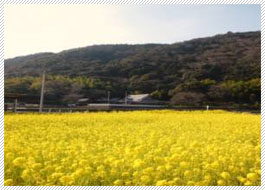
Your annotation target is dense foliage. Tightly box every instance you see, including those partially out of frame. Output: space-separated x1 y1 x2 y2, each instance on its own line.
5 31 261 107
5 111 261 186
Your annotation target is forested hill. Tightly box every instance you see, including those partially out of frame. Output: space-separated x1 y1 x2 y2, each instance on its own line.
4 31 261 107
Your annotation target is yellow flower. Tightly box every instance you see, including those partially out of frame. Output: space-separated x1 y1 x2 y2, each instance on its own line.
157 166 166 172
96 170 106 178
27 156 35 164
110 169 118 176
21 169 31 181
133 159 144 168
165 164 173 171
237 176 246 183
121 172 130 178
113 179 123 186
211 161 219 169
96 165 104 171
73 168 85 177
133 171 139 178
180 161 189 169
125 180 132 185
217 179 226 186
204 174 211 182
247 173 258 182
5 153 14 160
44 165 54 173
4 111 261 185
55 166 63 172
220 172 231 180
143 167 154 174
140 175 151 184
244 180 253 186
168 180 176 185
173 177 180 183
13 157 26 167
60 176 73 185
156 180 167 186
4 179 13 186
79 159 88 166
184 170 192 178
187 181 195 186
32 163 42 170
51 172 64 180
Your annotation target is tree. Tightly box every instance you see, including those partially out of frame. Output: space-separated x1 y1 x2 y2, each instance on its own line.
63 82 84 103
170 92 205 106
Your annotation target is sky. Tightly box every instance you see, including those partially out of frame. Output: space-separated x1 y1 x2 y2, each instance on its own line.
5 5 261 59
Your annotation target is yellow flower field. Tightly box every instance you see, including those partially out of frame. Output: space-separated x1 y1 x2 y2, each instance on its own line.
4 110 260 186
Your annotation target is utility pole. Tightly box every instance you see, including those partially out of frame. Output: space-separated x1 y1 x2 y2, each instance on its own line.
13 99 17 113
39 70 46 113
125 91 128 104
107 91 110 104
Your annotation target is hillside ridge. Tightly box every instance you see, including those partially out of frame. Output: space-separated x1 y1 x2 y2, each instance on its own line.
4 31 261 107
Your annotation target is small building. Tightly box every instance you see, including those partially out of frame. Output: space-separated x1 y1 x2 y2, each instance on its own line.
77 98 89 106
126 94 161 104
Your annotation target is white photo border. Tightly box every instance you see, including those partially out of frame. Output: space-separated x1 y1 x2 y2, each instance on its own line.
1 0 263 189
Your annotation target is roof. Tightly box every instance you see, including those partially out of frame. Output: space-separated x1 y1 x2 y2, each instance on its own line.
127 94 150 102
78 98 89 102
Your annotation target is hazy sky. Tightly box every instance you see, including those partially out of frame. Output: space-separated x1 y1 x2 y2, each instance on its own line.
5 5 260 59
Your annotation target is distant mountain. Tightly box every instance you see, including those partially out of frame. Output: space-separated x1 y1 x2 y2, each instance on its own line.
4 31 261 107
